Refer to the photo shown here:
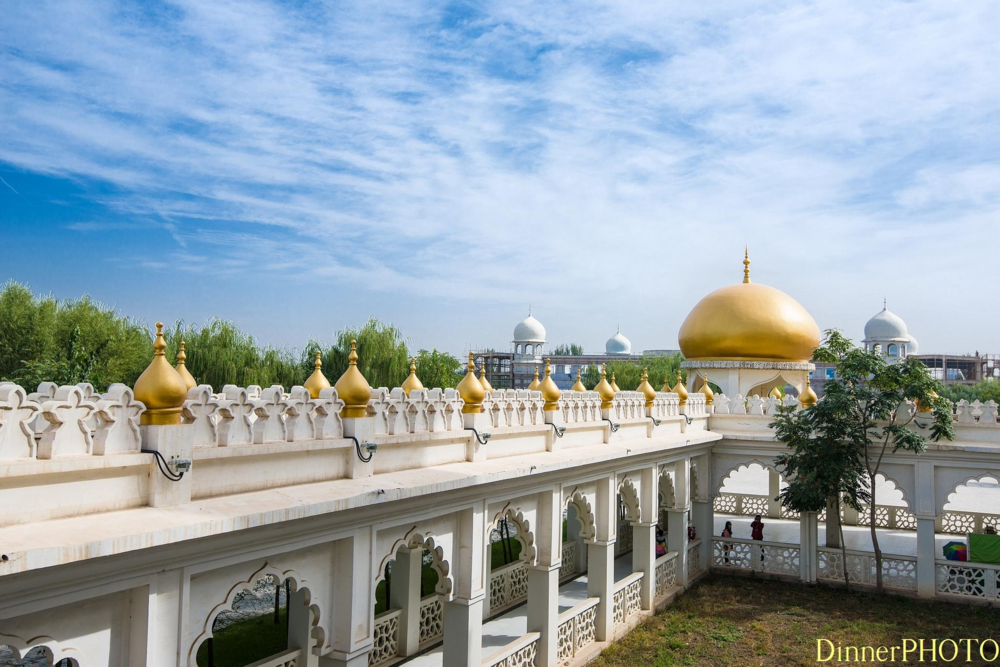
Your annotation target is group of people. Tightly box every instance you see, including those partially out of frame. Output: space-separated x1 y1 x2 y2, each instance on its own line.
720 515 765 562
652 521 700 557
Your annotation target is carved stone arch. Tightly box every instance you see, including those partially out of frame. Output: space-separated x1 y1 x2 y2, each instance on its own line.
564 492 596 541
189 561 325 666
0 636 85 665
939 471 1000 515
376 528 454 597
617 477 641 522
746 371 786 398
657 465 676 509
864 470 912 510
489 505 537 565
714 458 781 497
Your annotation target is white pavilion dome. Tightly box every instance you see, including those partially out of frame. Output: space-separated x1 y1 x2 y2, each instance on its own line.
513 314 546 342
906 334 919 355
864 306 908 341
605 328 632 355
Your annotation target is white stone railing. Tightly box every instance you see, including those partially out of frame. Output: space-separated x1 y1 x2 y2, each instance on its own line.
559 541 580 581
556 597 599 663
616 521 634 555
246 648 301 667
483 631 539 667
714 493 926 532
712 393 797 416
612 572 643 626
556 391 602 424
654 552 678 598
369 608 401 666
936 559 1000 600
684 393 707 417
940 511 1000 535
418 594 443 647
482 389 544 428
711 537 799 577
857 505 917 530
610 391 646 421
650 392 681 419
713 493 771 517
0 382 145 460
817 547 917 591
954 399 999 424
686 539 702 579
488 560 529 614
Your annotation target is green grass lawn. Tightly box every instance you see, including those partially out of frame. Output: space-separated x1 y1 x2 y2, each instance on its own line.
591 576 1000 666
196 608 287 667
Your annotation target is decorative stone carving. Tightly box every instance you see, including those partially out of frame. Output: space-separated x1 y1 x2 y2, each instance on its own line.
253 385 287 444
93 384 145 455
0 384 41 459
283 386 316 442
181 385 219 448
312 387 344 439
37 385 96 458
217 385 254 446
681 360 815 371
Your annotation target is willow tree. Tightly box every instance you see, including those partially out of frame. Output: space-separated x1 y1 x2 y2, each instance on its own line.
320 318 410 390
413 349 462 389
775 330 953 592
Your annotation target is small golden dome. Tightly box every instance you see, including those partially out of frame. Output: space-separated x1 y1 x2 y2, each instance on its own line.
637 368 656 409
677 250 820 362
672 371 688 406
799 378 818 408
134 322 187 425
479 364 494 393
595 364 614 409
334 340 372 418
610 372 620 393
571 369 586 392
304 349 331 399
458 352 486 414
401 356 424 397
698 374 714 405
916 387 937 414
174 340 197 392
527 366 541 391
539 358 561 411
769 386 783 399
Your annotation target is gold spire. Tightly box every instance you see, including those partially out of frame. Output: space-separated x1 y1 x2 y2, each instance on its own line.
134 322 187 425
672 371 688 407
743 246 751 284
401 356 424 397
527 366 541 391
458 352 486 413
699 373 714 405
595 363 614 409
799 378 818 408
637 367 655 409
539 358 561 411
304 349 331 399
479 363 494 393
174 340 197 392
571 369 586 392
916 387 937 414
769 385 783 399
334 340 372 418
610 371 620 393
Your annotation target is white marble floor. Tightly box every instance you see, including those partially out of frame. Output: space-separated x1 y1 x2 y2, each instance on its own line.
404 554 634 665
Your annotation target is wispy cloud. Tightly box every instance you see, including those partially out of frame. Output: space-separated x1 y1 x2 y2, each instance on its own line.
1 1 999 351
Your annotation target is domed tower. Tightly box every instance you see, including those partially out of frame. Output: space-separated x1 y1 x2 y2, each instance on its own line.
863 301 912 362
512 308 546 387
677 250 820 398
605 327 632 356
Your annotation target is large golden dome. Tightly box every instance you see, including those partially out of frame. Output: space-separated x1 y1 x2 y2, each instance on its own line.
678 252 820 362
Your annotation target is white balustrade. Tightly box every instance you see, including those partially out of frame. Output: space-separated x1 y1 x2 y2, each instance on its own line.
246 647 302 667
559 540 579 581
556 597 599 663
483 632 539 667
369 608 401 666
488 560 529 614
418 594 443 646
686 539 702 579
612 572 643 627
654 552 678 599
935 560 1000 600
817 547 917 590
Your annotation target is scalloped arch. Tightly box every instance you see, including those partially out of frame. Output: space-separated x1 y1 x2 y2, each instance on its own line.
716 459 781 495
489 506 537 565
941 471 1000 514
376 528 454 597
564 492 596 541
0 635 84 665
618 477 640 522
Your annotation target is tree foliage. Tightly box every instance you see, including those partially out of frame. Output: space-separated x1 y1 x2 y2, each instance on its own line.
582 354 685 390
551 343 584 356
939 379 1000 405
413 349 462 389
774 329 954 592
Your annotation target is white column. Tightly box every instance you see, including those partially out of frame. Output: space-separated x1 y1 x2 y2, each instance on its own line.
766 468 782 519
321 529 374 667
389 548 422 656
668 458 690 584
799 511 818 583
145 569 186 667
691 500 712 573
634 466 658 609
916 518 937 598
140 425 192 508
528 486 562 667
342 417 375 479
443 502 487 666
443 597 484 666
289 588 320 667
589 475 617 641
825 498 842 548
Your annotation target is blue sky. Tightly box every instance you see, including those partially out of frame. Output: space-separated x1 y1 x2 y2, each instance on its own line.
2 1 999 356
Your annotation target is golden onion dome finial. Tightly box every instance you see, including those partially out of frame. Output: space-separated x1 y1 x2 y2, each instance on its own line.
743 245 751 284
401 356 424 397
479 362 494 393
637 367 655 409
334 340 372 418
610 371 620 393
134 322 187 425
672 370 688 406
595 363 614 409
539 358 561 411
800 378 818 408
699 373 714 405
528 366 541 391
304 349 331 399
572 368 586 392
769 386 783 399
458 352 486 413
174 339 197 391
916 387 937 414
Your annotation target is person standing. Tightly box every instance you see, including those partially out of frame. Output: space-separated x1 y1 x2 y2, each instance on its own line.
721 520 733 564
751 514 765 561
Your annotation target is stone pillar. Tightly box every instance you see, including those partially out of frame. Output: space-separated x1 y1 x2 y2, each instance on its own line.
140 425 192 507
389 548 422 656
443 502 487 666
321 529 374 667
145 569 185 667
825 498 842 548
528 485 562 667
667 508 689 585
691 499 713 573
842 503 860 527
799 511 818 583
288 588 320 667
634 466 658 609
463 411 491 461
916 517 937 598
443 597 484 665
343 417 375 479
767 468 782 519
587 540 615 641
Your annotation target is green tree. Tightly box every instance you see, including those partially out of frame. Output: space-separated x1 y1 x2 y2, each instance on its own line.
413 349 462 389
780 330 953 592
322 317 411 390
939 379 1000 405
552 343 584 355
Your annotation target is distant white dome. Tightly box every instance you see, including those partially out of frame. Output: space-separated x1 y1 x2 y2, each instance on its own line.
864 306 908 341
906 334 919 355
605 328 632 355
514 314 546 342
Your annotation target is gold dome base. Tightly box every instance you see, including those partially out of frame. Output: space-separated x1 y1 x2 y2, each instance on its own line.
140 407 183 426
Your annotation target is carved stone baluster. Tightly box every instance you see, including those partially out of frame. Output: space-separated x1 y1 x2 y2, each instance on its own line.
216 386 254 446
37 385 96 458
252 385 287 444
93 384 146 454
0 384 40 460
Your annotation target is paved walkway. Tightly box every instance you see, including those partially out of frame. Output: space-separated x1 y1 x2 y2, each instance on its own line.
405 554 634 665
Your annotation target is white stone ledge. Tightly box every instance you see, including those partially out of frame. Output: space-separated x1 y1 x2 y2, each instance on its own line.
0 452 152 478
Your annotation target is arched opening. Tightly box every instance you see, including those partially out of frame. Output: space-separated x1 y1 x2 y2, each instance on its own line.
485 511 533 619
0 646 77 667
888 344 899 358
942 475 1000 535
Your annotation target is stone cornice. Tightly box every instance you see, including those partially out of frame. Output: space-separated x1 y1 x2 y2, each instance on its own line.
681 360 815 371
